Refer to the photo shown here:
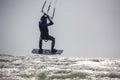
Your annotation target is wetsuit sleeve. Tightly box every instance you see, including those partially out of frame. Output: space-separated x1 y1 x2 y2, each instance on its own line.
47 21 54 26
47 16 54 26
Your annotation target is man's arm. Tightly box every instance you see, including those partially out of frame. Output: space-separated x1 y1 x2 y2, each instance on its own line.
47 15 54 26
44 13 54 26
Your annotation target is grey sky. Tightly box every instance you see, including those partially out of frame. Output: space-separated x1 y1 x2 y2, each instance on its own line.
0 0 120 58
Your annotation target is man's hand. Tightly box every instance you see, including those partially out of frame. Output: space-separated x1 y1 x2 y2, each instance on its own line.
43 13 50 18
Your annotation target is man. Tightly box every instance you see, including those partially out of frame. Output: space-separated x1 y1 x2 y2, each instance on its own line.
39 13 57 53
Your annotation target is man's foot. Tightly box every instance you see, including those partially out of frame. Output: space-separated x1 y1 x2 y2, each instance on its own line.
39 49 43 54
51 49 57 54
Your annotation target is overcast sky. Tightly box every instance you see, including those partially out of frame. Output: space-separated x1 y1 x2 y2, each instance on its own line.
0 0 120 58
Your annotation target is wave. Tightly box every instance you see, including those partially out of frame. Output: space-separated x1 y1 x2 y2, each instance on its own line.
0 54 120 80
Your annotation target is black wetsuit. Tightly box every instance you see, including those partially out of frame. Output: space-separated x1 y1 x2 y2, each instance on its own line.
39 19 55 51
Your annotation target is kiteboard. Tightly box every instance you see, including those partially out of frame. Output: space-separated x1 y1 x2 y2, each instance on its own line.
32 49 63 55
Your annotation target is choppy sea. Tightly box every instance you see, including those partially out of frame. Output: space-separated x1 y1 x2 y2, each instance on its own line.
0 54 120 80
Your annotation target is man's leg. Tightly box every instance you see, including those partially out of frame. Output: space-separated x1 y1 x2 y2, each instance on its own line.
47 35 55 50
39 39 43 53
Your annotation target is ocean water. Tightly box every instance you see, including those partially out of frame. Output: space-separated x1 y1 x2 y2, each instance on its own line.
0 54 120 80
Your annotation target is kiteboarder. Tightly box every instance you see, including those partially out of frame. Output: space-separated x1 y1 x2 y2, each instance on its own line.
39 13 57 53
32 0 63 54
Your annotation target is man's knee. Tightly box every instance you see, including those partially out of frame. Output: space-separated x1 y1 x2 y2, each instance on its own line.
52 37 55 42
48 36 55 41
40 39 42 43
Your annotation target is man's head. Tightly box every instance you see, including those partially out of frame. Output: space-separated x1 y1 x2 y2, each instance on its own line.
41 14 47 22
